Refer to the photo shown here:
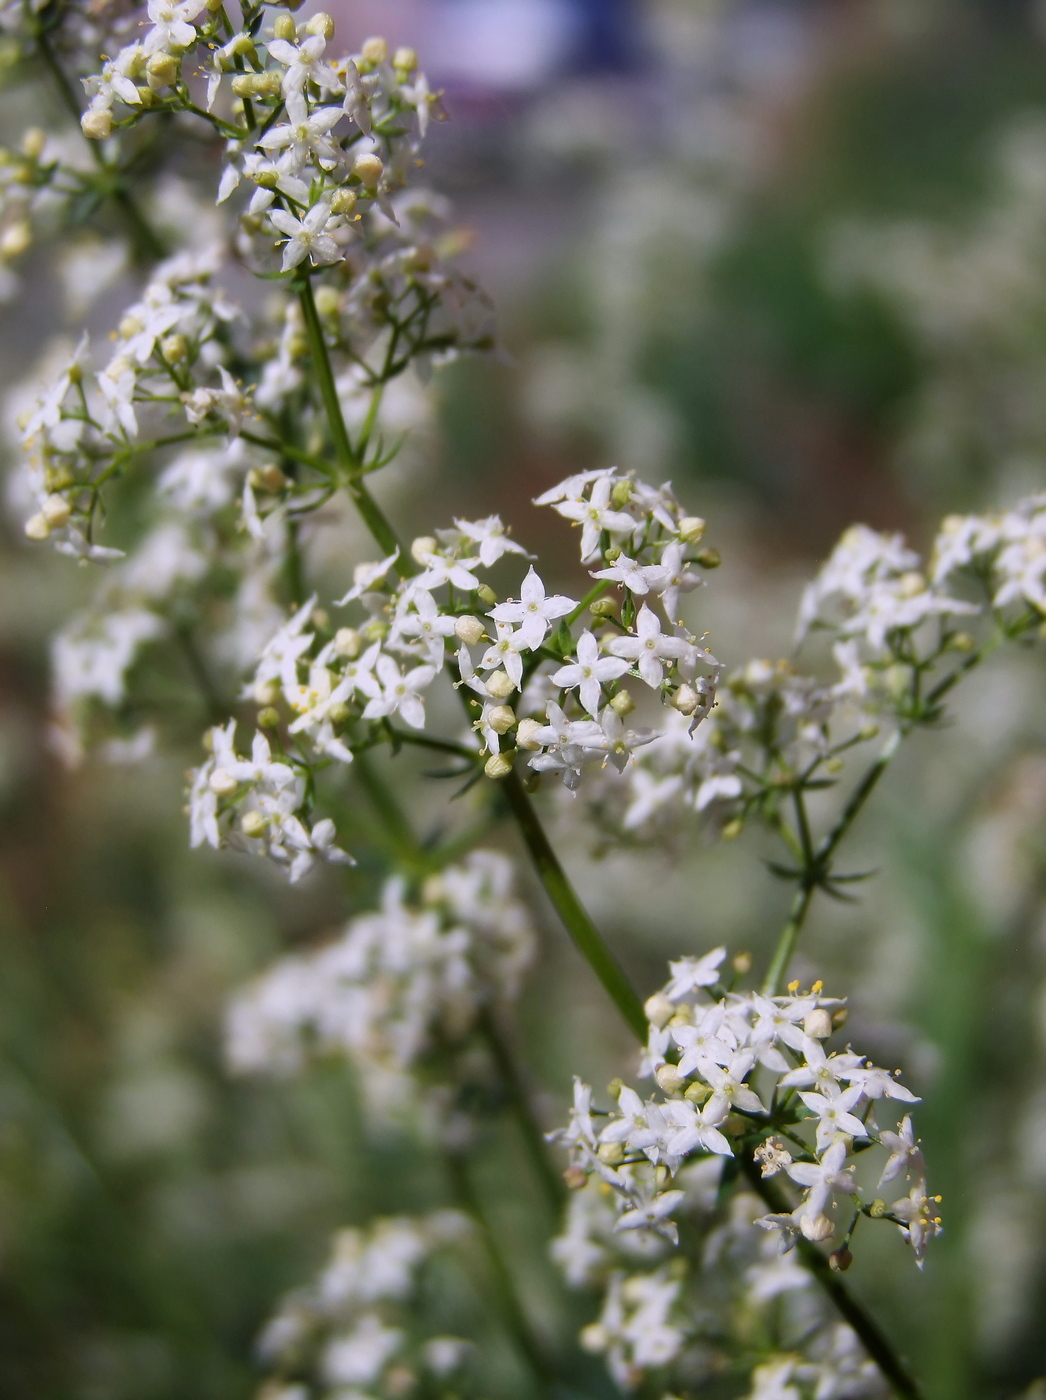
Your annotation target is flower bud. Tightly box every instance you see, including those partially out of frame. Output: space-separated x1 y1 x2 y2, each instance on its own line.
643 992 674 1028
250 166 280 189
305 11 334 39
393 46 418 71
655 1063 685 1095
858 722 879 741
272 14 297 39
670 684 700 715
410 535 436 563
825 757 844 774
232 71 281 97
312 608 329 630
800 1213 834 1242
253 679 280 705
580 1324 607 1353
516 718 543 750
590 598 616 619
684 1081 711 1104
352 152 384 188
695 548 721 569
330 187 357 216
869 1198 887 1218
597 1141 625 1166
146 50 180 87
241 810 267 838
609 689 635 717
949 630 976 653
81 107 112 140
360 36 389 65
454 615 485 646
485 669 515 700
563 1165 587 1190
21 127 45 160
327 701 351 726
679 515 706 544
248 464 287 494
208 768 239 796
361 619 387 642
257 706 280 729
484 752 513 780
0 220 31 259
832 1007 848 1030
160 333 188 363
610 479 632 508
486 704 515 735
722 818 743 840
732 951 751 974
24 513 50 540
41 494 70 528
829 1247 853 1272
604 545 621 562
804 1008 833 1040
476 584 498 607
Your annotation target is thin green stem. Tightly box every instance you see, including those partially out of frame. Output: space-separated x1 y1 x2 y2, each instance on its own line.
295 273 405 562
761 883 816 998
352 749 423 866
478 1007 565 1219
500 769 647 1041
444 1152 556 1392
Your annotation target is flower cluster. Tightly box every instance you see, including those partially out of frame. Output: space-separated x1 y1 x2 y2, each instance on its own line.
933 493 1046 618
226 852 534 1124
257 1213 474 1400
553 948 936 1265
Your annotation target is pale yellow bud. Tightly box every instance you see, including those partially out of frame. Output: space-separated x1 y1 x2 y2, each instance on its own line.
118 314 143 339
272 14 297 40
360 35 389 65
327 701 350 726
229 34 257 57
334 627 362 659
241 810 267 838
146 51 180 87
484 752 513 780
804 1008 833 1040
0 220 31 259
81 107 112 140
361 618 387 642
257 706 280 730
24 513 50 540
41 494 70 528
670 684 700 715
800 1213 834 1243
610 479 632 508
312 608 329 630
305 11 334 38
476 583 498 607
313 285 341 316
516 718 544 750
644 992 675 1028
352 152 384 188
454 615 485 646
655 1063 685 1095
410 535 436 563
695 547 721 569
732 951 752 975
949 630 976 653
485 669 515 700
329 187 357 216
722 818 743 840
247 464 287 493
486 704 515 735
208 768 239 797
684 1081 711 1104
253 679 280 706
678 515 706 544
160 333 188 363
393 46 418 71
250 166 280 189
21 127 45 160
596 1142 625 1167
609 689 635 717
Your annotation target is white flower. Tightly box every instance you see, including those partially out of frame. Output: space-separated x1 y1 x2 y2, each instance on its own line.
362 654 436 729
479 622 527 689
591 553 667 596
660 1097 733 1161
489 566 575 649
698 1049 765 1121
622 769 684 829
890 1180 941 1266
607 606 703 690
270 202 342 272
414 548 482 593
454 515 529 568
551 474 637 563
322 1314 403 1387
798 1087 869 1153
268 33 343 96
664 947 727 1000
256 93 345 172
336 550 400 604
144 0 204 54
182 365 248 440
394 589 457 667
878 1115 924 1188
551 630 629 716
527 700 604 789
785 1137 859 1224
653 541 703 623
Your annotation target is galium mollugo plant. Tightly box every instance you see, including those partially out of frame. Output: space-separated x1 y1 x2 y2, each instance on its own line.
6 3 1046 1397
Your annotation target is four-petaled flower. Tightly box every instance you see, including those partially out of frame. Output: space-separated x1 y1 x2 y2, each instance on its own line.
551 630 629 716
489 566 575 649
607 605 700 689
270 202 342 272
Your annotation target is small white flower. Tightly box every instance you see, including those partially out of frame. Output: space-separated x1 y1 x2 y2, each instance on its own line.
551 631 629 716
257 93 345 172
455 515 530 568
798 1087 869 1153
607 606 703 690
270 202 342 272
363 654 436 729
489 566 575 649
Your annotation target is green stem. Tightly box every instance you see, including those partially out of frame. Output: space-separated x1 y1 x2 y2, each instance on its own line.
445 1149 555 1392
500 769 647 1041
295 274 405 562
742 1156 922 1400
478 1007 565 1218
761 883 816 998
352 749 422 866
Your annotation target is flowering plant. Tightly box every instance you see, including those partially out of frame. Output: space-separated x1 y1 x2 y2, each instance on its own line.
5 3 1046 1397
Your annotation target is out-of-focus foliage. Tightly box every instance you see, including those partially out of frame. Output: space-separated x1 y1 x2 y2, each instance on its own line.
2 2 1046 1399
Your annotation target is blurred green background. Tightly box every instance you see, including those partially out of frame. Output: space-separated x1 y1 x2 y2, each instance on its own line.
3 1 1046 1397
